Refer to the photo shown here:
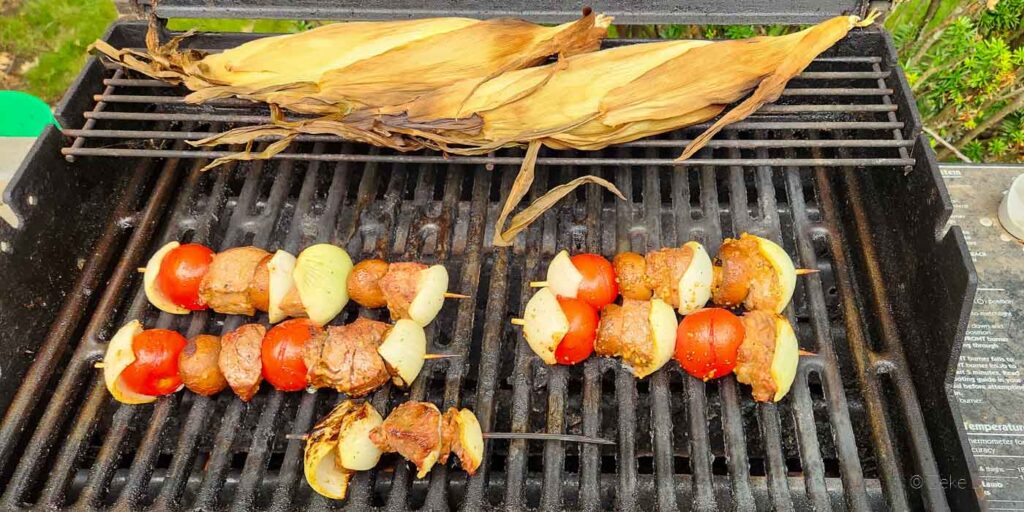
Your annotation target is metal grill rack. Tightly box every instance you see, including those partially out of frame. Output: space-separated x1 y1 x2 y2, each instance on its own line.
0 20 979 512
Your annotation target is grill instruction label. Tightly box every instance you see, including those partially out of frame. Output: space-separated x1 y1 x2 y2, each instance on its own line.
944 165 1024 509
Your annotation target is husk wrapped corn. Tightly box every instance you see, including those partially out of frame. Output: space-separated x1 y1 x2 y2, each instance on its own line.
189 14 877 245
91 13 611 115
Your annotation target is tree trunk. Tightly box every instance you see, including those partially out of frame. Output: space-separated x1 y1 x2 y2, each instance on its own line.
938 91 1024 160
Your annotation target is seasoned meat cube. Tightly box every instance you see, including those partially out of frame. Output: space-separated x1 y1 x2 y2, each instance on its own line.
179 334 227 396
613 252 651 300
734 311 778 402
378 262 426 321
348 259 390 309
713 234 781 311
307 318 390 397
248 253 273 313
369 401 443 478
595 299 653 371
219 324 266 401
199 246 271 316
643 245 693 309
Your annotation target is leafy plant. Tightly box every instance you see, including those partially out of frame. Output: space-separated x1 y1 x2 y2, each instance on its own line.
888 0 1024 162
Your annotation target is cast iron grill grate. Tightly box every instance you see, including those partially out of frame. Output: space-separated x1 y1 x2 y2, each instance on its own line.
0 25 973 512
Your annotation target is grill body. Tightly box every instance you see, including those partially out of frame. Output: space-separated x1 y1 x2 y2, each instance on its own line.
0 21 981 511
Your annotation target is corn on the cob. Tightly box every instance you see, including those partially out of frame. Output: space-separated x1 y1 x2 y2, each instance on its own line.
190 14 877 245
91 12 611 115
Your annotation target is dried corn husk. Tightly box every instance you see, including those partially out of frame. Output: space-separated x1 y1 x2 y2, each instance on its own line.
91 12 611 115
192 14 877 245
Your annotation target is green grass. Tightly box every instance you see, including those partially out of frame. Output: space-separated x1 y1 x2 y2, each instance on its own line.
0 1 310 104
0 0 117 102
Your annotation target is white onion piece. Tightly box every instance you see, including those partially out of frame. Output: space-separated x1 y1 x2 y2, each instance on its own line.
454 409 484 474
770 316 799 402
631 299 677 378
753 236 797 314
294 244 353 326
143 242 189 314
408 265 448 326
545 250 583 299
377 319 427 387
103 320 157 404
676 241 713 315
267 250 297 323
521 288 568 365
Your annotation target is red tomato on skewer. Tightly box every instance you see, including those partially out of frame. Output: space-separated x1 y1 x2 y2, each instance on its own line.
570 253 618 309
554 297 598 365
262 318 323 391
674 308 745 381
156 243 215 310
119 329 188 396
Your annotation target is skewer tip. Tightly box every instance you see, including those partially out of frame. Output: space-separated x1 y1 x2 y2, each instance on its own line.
443 292 471 300
423 354 461 360
528 281 548 288
510 318 526 326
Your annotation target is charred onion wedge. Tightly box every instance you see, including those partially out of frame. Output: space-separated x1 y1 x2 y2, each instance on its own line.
302 400 485 500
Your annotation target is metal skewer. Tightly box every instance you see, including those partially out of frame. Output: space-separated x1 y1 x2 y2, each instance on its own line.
285 431 614 445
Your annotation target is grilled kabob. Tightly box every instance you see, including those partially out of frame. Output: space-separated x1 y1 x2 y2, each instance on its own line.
534 234 803 315
145 242 459 327
514 292 800 401
102 316 430 404
303 400 483 500
674 308 799 402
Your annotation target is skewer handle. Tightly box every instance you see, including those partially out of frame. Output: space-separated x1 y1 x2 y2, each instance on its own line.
798 349 817 357
94 362 105 369
510 318 526 326
795 268 819 276
423 354 461 360
137 267 147 273
528 281 548 288
443 293 471 299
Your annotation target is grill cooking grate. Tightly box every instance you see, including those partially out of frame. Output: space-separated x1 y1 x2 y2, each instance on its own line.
0 25 974 511
58 33 917 171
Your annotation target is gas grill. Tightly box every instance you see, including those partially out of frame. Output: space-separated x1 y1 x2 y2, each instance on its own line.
0 1 983 510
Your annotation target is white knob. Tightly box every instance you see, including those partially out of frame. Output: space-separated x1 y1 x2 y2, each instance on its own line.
998 173 1024 241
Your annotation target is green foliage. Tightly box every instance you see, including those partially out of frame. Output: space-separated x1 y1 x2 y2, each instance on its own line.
0 0 117 102
889 0 1024 162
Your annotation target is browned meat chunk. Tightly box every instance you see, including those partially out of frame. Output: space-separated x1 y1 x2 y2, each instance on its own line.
734 311 778 402
279 285 307 318
369 401 443 478
179 334 227 396
712 234 779 310
348 259 390 308
219 323 266 401
643 245 694 308
199 246 270 316
248 253 273 313
613 252 651 300
595 299 653 371
306 318 390 397
378 262 426 321
438 408 459 466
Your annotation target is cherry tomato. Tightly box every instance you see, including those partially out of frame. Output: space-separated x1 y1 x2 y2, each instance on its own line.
156 243 215 310
570 253 618 309
554 298 598 365
674 308 745 381
120 329 188 396
262 319 322 391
